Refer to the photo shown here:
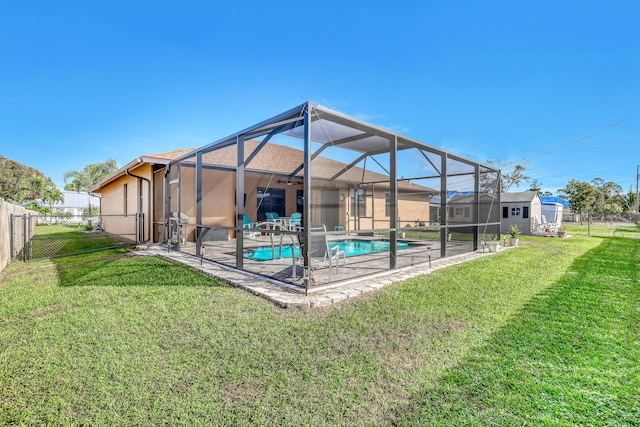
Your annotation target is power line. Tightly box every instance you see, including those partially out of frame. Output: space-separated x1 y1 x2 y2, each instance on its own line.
501 111 640 168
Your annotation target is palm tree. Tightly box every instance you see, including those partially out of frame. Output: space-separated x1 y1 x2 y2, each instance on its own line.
17 175 49 205
42 186 65 215
64 159 117 214
64 159 117 192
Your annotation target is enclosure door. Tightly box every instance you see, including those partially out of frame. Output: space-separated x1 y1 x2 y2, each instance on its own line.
321 189 340 231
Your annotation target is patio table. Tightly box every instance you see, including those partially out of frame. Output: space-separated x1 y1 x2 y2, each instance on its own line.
275 217 291 229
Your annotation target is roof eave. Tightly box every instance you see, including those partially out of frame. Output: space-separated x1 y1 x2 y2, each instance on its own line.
91 156 170 193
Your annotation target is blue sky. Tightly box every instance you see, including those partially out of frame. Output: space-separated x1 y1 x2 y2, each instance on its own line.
1 0 639 195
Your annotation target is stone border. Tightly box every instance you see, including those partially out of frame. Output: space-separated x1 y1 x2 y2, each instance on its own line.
134 245 510 308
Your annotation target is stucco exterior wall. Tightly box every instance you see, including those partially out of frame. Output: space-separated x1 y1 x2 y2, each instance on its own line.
99 164 432 242
98 163 153 240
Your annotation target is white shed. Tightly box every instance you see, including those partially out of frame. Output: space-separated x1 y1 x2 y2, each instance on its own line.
500 192 542 235
540 196 570 227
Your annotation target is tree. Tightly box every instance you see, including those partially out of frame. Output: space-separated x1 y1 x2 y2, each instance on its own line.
481 160 530 192
528 178 542 194
42 185 65 214
16 174 49 204
15 175 63 214
558 179 598 224
63 159 118 192
64 159 117 214
0 155 46 202
590 178 625 220
623 190 636 213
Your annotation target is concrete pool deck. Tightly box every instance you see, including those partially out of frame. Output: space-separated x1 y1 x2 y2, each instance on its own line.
134 244 511 308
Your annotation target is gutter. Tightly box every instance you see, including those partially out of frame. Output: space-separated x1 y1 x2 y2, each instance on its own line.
92 155 173 193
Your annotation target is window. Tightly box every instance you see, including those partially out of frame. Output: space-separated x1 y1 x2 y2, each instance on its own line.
385 192 391 217
257 187 285 221
511 207 521 217
350 188 366 218
123 183 128 216
296 189 304 214
523 206 529 219
503 206 508 218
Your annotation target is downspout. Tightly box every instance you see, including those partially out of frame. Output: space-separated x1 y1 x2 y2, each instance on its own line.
126 168 151 243
163 166 170 243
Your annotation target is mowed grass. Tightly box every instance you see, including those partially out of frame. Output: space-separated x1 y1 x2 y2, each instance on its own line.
28 224 134 259
1 227 638 425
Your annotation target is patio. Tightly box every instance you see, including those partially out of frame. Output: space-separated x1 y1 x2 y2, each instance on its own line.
167 227 477 291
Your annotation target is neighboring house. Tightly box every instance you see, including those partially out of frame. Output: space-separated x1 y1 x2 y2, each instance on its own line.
500 192 542 235
51 191 101 216
540 196 571 225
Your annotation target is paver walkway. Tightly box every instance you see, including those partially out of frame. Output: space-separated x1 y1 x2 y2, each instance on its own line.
134 245 508 308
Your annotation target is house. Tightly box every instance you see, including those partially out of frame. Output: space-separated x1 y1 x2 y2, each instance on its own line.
51 191 101 216
92 142 437 244
91 148 195 242
500 192 542 235
92 101 500 291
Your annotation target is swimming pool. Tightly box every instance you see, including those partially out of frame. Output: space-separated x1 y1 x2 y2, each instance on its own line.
244 239 414 261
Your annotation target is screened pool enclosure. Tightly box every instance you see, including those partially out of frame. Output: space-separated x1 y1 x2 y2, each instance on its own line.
161 102 501 293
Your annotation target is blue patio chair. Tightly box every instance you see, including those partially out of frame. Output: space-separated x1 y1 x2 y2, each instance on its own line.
265 212 278 229
289 212 302 228
243 213 260 237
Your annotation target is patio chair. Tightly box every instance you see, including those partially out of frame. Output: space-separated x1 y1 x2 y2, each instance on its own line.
289 212 302 229
299 225 346 274
537 215 557 233
265 212 278 229
243 213 261 237
170 212 189 244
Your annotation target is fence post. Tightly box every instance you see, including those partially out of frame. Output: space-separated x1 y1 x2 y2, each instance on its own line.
22 214 27 261
27 214 33 261
9 214 14 260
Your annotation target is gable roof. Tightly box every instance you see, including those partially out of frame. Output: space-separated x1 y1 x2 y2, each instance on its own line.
91 148 197 192
195 140 430 192
93 141 435 194
500 192 541 203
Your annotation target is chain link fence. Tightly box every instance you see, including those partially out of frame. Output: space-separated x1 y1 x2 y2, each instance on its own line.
10 214 141 261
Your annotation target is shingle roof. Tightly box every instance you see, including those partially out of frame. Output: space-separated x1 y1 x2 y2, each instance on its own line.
500 192 540 203
142 148 198 161
165 140 434 193
95 141 436 194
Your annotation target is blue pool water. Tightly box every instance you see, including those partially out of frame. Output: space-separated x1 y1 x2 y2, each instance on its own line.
244 239 413 261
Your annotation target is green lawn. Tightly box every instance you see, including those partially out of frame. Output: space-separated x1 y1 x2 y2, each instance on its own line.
28 224 134 259
1 227 638 425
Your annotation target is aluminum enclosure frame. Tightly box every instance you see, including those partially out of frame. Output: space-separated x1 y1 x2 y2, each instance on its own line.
164 101 501 292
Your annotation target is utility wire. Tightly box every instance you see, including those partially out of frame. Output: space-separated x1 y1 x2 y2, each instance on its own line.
501 111 640 168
